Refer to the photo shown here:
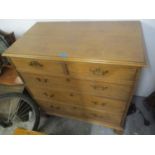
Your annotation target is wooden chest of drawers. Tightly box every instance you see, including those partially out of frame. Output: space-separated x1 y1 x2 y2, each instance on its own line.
3 21 146 133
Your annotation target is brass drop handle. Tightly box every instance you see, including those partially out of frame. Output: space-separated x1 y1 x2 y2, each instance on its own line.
92 101 106 107
70 93 74 97
66 78 71 82
29 61 43 68
91 113 103 119
44 79 48 83
36 77 41 82
36 77 48 83
55 106 60 110
43 92 48 96
101 103 106 107
90 68 109 76
73 106 78 110
50 94 55 98
43 92 54 98
91 85 108 91
92 101 98 105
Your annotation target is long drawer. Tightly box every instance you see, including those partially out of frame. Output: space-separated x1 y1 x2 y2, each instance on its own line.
21 72 132 100
28 86 126 114
37 99 122 126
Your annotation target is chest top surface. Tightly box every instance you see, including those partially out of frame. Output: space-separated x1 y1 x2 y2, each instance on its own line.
4 21 146 66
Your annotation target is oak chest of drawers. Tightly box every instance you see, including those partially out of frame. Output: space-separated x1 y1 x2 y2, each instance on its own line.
3 21 146 133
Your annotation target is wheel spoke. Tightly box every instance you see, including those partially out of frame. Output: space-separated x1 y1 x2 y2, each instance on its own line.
10 98 23 121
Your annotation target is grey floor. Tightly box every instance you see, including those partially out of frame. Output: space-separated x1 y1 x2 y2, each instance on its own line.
38 96 155 135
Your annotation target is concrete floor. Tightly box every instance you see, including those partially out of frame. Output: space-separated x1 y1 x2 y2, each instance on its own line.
38 96 155 135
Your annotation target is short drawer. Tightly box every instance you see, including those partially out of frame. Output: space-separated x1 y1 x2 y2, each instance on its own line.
80 96 126 114
29 88 81 104
76 80 132 101
11 57 66 76
68 62 137 85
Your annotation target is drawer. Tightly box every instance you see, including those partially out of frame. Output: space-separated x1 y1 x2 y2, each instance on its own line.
38 100 122 125
68 62 137 85
20 72 73 89
38 100 84 117
22 73 131 100
36 94 125 114
80 96 126 114
29 88 81 104
76 80 131 100
11 57 67 76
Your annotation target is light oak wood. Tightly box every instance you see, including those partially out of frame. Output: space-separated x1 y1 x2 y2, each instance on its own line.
68 62 138 84
4 21 146 67
34 93 126 114
26 80 132 101
11 57 66 76
3 21 146 132
38 99 122 126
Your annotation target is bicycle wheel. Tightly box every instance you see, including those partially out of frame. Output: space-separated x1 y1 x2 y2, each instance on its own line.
0 93 40 135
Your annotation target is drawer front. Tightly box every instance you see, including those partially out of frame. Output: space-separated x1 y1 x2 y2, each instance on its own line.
29 88 81 104
68 62 137 84
11 57 66 76
77 80 131 101
80 96 126 114
20 72 74 89
22 73 131 101
38 100 122 125
36 95 125 114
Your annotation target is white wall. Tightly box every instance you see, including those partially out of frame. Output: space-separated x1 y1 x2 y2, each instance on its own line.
0 19 155 97
135 20 155 97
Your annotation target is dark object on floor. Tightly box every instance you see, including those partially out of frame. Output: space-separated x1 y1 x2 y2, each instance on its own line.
127 102 137 115
145 91 155 108
138 110 150 126
127 101 150 126
145 91 155 119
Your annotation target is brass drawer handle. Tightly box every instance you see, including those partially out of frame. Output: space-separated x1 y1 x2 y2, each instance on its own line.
29 61 43 68
101 103 106 107
55 106 60 110
50 105 54 108
36 77 41 82
36 77 48 83
92 101 106 107
43 92 54 98
50 105 60 110
90 113 103 119
70 93 74 97
90 68 109 76
73 106 78 110
43 92 48 96
50 94 55 98
91 85 108 91
92 101 98 105
66 78 71 82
